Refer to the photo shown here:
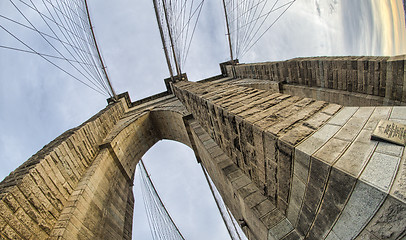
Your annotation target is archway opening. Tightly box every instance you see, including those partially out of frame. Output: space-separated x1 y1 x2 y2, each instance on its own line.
132 140 244 239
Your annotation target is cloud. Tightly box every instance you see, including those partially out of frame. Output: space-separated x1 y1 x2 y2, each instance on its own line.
371 0 406 55
339 0 406 56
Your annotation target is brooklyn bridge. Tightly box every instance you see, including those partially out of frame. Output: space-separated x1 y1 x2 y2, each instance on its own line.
0 0 405 239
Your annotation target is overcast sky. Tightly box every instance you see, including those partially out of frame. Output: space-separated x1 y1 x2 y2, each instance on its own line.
0 0 405 239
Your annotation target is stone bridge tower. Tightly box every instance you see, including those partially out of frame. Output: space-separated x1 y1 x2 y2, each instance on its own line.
0 56 405 240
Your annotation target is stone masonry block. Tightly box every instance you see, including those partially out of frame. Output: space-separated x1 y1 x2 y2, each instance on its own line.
3 192 19 214
267 160 278 205
263 131 278 159
18 175 58 223
277 139 294 157
277 197 289 214
300 157 330 212
363 107 391 131
293 149 310 183
307 168 356 239
29 169 64 212
231 174 252 190
269 218 294 240
362 196 406 239
277 151 292 203
327 181 386 240
375 141 404 158
0 215 7 233
222 164 240 177
296 203 315 236
268 102 326 136
238 183 258 199
0 201 32 239
360 152 400 193
391 106 406 120
333 140 376 177
327 107 358 126
286 200 301 228
249 96 301 127
253 199 276 218
390 145 406 203
280 125 315 146
260 209 285 229
38 161 69 202
295 123 341 157
286 175 306 227
2 224 25 240
303 111 333 130
245 191 267 209
313 137 351 165
333 107 374 142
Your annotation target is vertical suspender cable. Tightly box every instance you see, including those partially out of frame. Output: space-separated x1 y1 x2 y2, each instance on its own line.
222 0 234 62
84 0 117 100
222 0 237 78
152 0 174 78
140 159 185 240
200 164 239 240
162 0 182 76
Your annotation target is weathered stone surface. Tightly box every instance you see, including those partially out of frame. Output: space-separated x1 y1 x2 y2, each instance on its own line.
313 137 350 164
230 56 406 105
295 123 341 157
333 141 376 177
261 209 285 229
360 152 400 192
2 56 406 239
328 181 386 240
361 196 406 239
281 230 302 240
307 168 356 239
269 218 294 240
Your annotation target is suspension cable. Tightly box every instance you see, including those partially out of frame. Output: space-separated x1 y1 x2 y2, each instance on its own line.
152 0 205 76
83 0 116 100
152 0 174 78
200 164 244 240
222 0 297 59
137 159 185 240
0 0 117 98
223 0 234 62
